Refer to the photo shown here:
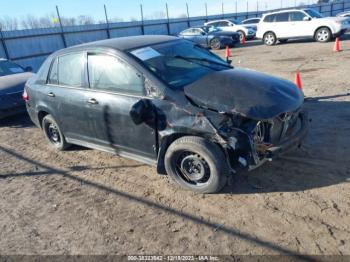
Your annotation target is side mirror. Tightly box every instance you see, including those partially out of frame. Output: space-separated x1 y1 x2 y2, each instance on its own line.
130 99 154 125
303 16 311 21
201 32 206 35
25 66 33 72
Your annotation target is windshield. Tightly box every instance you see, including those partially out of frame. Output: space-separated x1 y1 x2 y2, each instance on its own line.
0 61 24 77
304 9 323 18
229 19 239 25
129 40 231 89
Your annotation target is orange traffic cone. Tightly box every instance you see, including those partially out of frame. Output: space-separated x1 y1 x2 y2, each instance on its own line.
225 46 231 58
225 46 231 62
333 37 341 52
294 72 303 90
241 34 246 44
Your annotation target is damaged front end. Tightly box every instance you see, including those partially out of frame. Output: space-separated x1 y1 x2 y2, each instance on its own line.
214 108 309 171
183 68 309 172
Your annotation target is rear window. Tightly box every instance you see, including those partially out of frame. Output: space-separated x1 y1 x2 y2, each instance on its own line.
264 14 275 23
0 61 24 77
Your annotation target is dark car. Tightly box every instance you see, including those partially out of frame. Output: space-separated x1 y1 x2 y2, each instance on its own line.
0 59 33 119
25 36 308 193
178 26 240 50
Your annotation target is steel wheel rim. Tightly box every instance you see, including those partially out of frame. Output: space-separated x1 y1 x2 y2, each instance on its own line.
47 123 61 144
317 29 329 41
175 151 210 186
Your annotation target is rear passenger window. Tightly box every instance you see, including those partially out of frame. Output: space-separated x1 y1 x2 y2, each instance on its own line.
88 54 144 95
48 58 58 85
58 53 85 87
275 13 289 22
264 15 275 23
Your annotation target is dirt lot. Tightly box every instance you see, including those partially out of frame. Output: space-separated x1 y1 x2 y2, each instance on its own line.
1 36 350 257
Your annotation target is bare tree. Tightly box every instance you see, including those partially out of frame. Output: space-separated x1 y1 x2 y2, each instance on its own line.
0 16 19 30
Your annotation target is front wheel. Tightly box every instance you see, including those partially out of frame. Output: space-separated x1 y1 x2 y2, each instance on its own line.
164 136 228 193
42 114 70 151
210 38 222 50
263 32 277 46
315 27 332 43
237 31 246 42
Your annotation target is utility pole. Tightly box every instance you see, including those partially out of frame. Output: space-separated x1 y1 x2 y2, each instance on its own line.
186 3 190 28
104 4 110 39
55 5 67 47
140 4 145 35
205 3 208 21
222 2 224 18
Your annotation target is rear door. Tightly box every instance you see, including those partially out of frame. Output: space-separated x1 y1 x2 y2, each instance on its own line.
274 12 291 38
45 52 97 143
85 52 156 159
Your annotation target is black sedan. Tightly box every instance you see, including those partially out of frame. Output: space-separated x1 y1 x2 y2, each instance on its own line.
0 59 33 119
178 26 240 50
25 36 308 193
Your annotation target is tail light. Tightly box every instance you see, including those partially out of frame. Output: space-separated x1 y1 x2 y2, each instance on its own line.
22 86 29 101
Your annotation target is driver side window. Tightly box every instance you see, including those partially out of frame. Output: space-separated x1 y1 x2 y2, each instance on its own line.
87 54 144 96
290 11 307 21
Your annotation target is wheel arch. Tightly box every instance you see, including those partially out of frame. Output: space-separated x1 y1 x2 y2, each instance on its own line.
314 26 333 39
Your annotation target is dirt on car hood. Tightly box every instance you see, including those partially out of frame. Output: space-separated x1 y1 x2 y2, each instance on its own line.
184 68 304 120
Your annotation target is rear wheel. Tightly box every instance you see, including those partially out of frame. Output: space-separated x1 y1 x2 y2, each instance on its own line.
210 38 222 50
164 136 228 193
42 114 70 151
264 32 277 46
315 27 332 43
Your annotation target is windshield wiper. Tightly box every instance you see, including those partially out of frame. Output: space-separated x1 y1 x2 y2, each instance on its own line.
174 55 233 69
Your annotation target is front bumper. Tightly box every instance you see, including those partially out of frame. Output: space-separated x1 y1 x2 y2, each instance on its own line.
265 110 309 159
334 29 349 37
246 32 256 40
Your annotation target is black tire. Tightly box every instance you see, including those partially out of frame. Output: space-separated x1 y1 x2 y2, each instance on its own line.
237 30 246 42
42 114 70 151
164 136 228 193
279 39 288 44
315 27 332 43
263 32 277 46
210 38 222 50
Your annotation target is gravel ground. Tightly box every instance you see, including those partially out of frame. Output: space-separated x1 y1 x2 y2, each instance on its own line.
0 35 350 257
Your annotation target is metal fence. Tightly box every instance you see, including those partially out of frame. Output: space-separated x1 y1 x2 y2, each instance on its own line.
1 1 350 71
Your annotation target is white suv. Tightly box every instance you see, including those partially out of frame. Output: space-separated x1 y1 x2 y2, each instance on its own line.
204 19 256 41
256 8 350 45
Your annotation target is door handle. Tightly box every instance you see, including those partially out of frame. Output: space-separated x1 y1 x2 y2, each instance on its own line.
47 92 55 97
87 98 98 105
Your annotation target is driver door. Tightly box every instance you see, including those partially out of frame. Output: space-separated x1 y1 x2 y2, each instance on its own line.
85 52 157 160
289 11 314 37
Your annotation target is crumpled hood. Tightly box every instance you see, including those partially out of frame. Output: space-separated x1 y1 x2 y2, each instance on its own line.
184 68 304 120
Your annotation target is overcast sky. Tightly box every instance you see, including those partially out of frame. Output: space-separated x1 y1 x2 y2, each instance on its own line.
0 0 318 21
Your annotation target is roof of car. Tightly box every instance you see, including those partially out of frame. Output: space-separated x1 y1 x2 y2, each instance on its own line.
205 19 230 24
263 8 307 16
55 35 178 55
